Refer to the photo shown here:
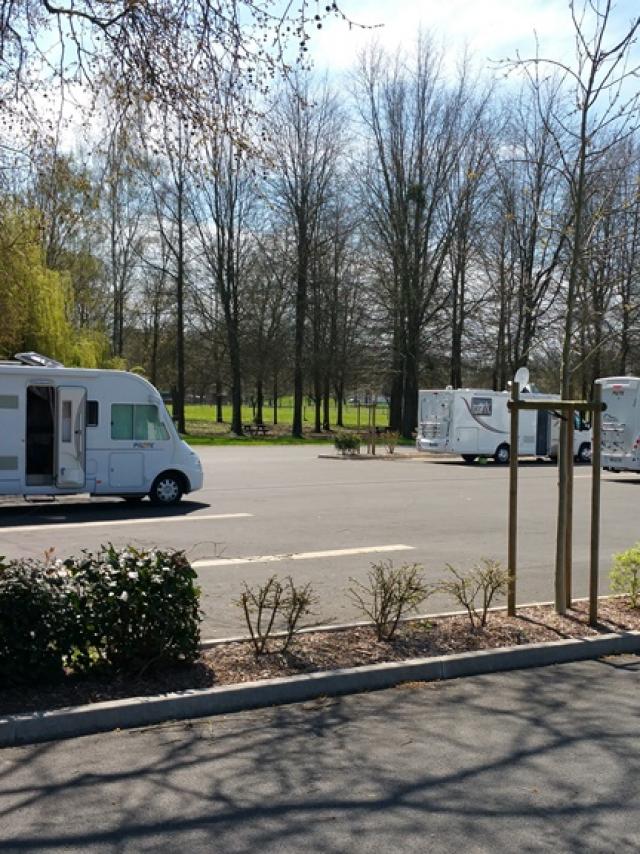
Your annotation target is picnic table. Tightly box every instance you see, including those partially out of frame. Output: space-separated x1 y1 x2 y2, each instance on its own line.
244 423 271 436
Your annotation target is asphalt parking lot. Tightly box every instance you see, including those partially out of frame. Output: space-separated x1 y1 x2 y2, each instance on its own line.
0 446 637 637
2 656 639 853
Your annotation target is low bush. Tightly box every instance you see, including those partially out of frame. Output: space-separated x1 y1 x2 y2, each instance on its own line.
65 546 201 673
349 561 431 641
0 546 201 686
438 559 510 629
334 431 361 456
381 430 400 454
237 575 316 654
610 543 640 608
0 556 77 686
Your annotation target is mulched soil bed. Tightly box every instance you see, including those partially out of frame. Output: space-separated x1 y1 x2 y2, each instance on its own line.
3 598 640 717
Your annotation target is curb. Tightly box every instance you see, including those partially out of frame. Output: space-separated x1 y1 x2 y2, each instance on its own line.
3 630 640 748
317 453 449 461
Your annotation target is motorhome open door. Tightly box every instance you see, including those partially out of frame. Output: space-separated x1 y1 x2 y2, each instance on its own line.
56 387 86 488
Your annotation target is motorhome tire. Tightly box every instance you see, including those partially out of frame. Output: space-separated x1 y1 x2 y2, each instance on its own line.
494 443 510 464
150 473 184 506
576 442 591 463
462 454 477 463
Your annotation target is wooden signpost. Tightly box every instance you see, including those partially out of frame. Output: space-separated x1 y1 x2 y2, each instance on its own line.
507 387 605 627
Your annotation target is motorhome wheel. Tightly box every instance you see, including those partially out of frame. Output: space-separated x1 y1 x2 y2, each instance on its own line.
150 473 183 505
494 443 510 464
576 442 591 463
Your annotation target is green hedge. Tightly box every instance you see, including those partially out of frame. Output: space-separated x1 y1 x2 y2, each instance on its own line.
0 547 201 687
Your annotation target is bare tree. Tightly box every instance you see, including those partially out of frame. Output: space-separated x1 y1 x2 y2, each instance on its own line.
445 99 494 388
241 230 291 426
267 76 344 437
138 112 193 432
100 116 148 358
1 2 367 141
509 0 640 397
191 81 255 436
507 0 640 612
355 40 490 436
615 144 640 373
483 83 570 388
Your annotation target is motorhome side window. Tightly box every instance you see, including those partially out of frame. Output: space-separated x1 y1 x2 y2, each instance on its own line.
470 397 492 416
111 404 170 441
86 400 99 427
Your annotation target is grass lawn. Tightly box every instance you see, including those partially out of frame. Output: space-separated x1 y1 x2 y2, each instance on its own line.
178 399 391 443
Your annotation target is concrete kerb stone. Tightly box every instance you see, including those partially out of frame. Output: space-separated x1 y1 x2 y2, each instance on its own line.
2 629 640 748
317 452 453 462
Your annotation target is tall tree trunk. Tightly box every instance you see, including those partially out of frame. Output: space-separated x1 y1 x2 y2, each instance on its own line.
389 322 404 432
150 298 160 386
256 377 264 424
292 236 308 438
215 379 224 423
450 263 465 388
322 382 331 431
226 325 243 435
402 338 419 439
335 382 344 427
273 372 278 425
313 374 322 434
174 181 186 434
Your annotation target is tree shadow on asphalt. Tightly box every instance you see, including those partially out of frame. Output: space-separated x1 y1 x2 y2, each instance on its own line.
2 657 640 853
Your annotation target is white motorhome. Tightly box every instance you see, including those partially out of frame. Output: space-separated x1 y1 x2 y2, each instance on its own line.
0 353 203 504
597 376 640 472
415 387 591 464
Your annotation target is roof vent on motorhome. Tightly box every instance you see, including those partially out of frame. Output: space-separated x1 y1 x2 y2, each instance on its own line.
14 352 64 368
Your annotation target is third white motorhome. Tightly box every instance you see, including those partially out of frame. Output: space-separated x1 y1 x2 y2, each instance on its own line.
597 376 640 472
0 353 203 504
415 386 591 464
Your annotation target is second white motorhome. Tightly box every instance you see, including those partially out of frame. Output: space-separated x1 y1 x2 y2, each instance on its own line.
0 353 203 504
597 376 640 472
415 387 591 464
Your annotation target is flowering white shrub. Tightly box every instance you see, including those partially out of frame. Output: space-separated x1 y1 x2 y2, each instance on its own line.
65 545 201 673
0 546 201 686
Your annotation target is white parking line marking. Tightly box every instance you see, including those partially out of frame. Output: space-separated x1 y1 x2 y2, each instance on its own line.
194 543 414 568
0 513 253 534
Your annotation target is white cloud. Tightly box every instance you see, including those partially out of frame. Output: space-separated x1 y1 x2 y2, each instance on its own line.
310 0 639 75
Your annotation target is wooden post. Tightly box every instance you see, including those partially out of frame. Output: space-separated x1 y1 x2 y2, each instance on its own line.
590 385 602 627
555 413 568 615
565 407 574 609
508 381 519 616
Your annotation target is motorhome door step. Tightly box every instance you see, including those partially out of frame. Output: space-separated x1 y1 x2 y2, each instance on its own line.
23 495 57 504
